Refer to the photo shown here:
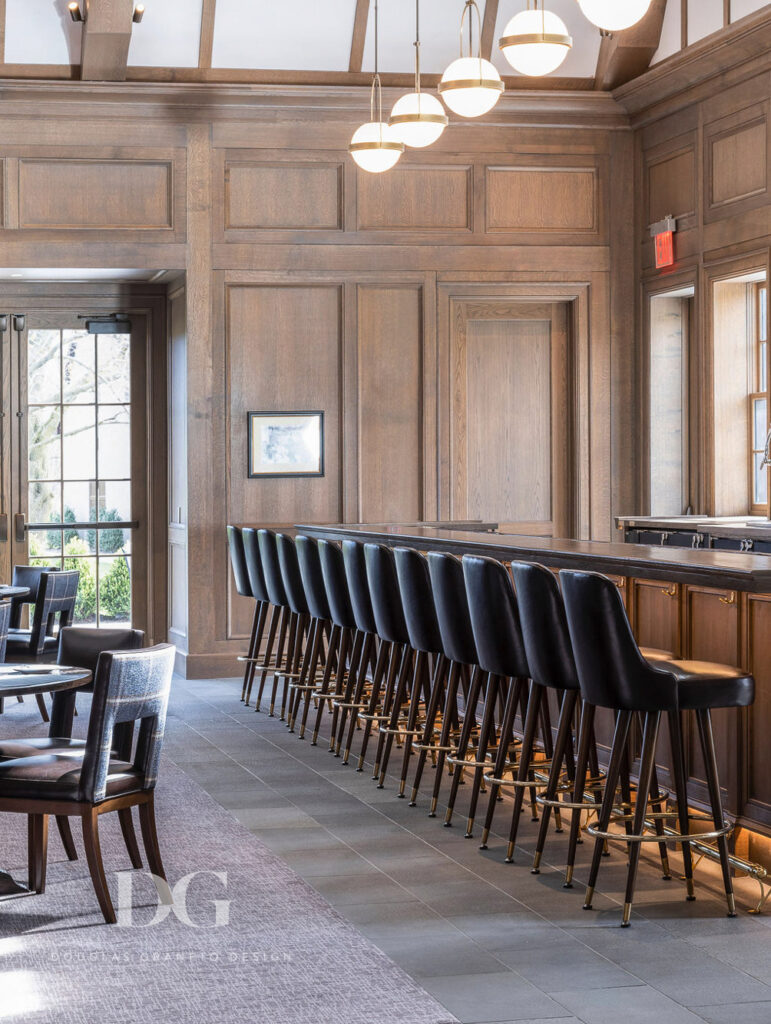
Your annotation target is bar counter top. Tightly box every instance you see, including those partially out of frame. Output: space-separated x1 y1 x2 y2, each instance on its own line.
296 523 771 593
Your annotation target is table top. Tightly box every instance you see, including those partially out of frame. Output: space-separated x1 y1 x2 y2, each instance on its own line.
0 586 29 599
0 664 91 697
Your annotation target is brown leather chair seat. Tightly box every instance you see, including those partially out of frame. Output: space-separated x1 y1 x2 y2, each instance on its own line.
0 737 86 761
0 752 142 802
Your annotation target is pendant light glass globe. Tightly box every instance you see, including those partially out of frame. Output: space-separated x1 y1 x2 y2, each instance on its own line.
389 91 448 148
577 0 652 31
439 57 504 118
349 121 404 173
499 8 572 77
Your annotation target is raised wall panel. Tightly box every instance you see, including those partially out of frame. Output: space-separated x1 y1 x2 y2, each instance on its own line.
356 166 472 232
225 162 343 231
17 159 173 230
485 166 598 234
646 147 696 224
709 119 767 209
357 286 423 522
747 595 771 823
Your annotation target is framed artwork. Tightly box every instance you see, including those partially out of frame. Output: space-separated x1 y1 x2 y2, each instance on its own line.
247 411 324 478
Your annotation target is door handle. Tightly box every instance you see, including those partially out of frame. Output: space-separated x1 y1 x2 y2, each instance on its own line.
0 513 6 543
14 512 24 543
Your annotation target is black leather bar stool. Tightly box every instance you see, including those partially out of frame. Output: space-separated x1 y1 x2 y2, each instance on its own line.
294 535 337 739
256 529 299 717
425 551 485 821
561 568 754 925
228 526 263 704
240 528 276 706
394 547 450 806
363 543 423 789
277 533 316 727
315 540 360 748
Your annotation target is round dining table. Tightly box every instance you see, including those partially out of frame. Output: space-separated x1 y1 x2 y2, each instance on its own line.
0 663 92 896
0 586 29 600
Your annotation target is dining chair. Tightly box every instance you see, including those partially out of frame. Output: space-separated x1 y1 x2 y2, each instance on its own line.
0 643 176 924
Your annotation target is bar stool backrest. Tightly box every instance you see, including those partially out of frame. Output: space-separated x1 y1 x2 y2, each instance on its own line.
560 569 678 712
257 529 289 608
394 547 443 656
318 540 357 631
342 540 377 635
509 561 578 691
462 555 529 679
242 527 270 604
227 526 252 599
295 536 332 622
363 543 410 645
276 533 310 616
427 551 478 666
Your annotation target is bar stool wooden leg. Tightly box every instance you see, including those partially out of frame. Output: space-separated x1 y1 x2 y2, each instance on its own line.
396 650 428 796
532 689 578 873
241 602 260 702
343 636 387 765
457 672 498 836
696 708 737 917
409 654 448 805
358 641 398 771
312 625 347 746
377 646 414 787
279 613 304 721
335 632 373 756
429 662 461 817
288 617 322 733
480 677 522 848
329 630 362 752
505 682 545 862
668 708 696 900
443 666 485 825
621 711 661 926
243 601 269 705
253 605 281 712
565 701 595 886
584 710 632 910
372 643 408 780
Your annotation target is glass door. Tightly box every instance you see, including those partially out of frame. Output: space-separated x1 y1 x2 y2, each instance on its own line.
1 310 148 628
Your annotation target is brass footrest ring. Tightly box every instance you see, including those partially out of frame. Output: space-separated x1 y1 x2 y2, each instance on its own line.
587 812 732 844
412 742 455 753
332 701 368 710
357 711 390 723
378 726 423 737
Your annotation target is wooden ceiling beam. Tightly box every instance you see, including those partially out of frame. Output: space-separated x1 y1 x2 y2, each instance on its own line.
349 0 370 73
80 0 135 82
198 0 217 70
481 0 500 61
593 0 667 91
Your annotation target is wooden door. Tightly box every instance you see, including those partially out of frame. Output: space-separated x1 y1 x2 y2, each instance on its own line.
450 299 572 536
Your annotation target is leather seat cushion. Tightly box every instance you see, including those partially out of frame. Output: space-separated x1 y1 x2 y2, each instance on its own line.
0 737 86 761
6 629 58 652
0 753 142 802
652 658 755 710
641 647 674 661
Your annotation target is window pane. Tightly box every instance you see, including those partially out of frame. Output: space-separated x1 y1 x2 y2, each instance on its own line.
99 555 131 625
97 334 130 403
28 481 60 525
62 330 95 404
754 398 768 449
62 480 96 524
62 406 96 480
64 557 97 625
28 407 61 480
760 287 767 343
755 452 768 507
99 526 131 555
27 329 60 404
28 526 62 558
761 342 767 392
97 405 130 479
100 480 131 522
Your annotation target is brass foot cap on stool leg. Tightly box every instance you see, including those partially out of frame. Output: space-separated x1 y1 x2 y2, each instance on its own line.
479 828 489 850
342 748 351 765
443 808 453 827
727 893 737 918
505 841 515 863
686 878 696 901
531 851 542 875
409 788 417 806
398 780 406 798
464 817 474 838
621 902 632 927
563 865 574 889
583 885 594 910
661 855 672 880
429 797 437 818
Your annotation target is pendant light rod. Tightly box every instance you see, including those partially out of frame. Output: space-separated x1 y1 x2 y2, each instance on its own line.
459 0 483 58
414 0 421 94
370 0 381 124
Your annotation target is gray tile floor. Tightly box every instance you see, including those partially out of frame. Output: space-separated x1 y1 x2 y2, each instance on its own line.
165 676 771 1024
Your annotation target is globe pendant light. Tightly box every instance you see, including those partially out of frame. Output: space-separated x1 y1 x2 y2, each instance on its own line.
499 2 572 77
349 0 404 173
439 0 504 119
390 0 448 148
577 0 653 32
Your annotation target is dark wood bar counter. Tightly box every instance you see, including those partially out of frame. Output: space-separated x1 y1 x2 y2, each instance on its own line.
298 523 771 874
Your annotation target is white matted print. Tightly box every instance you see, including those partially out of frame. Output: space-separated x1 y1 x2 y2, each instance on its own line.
247 411 324 477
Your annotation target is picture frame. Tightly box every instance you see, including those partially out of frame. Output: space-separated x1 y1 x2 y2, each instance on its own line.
247 411 325 478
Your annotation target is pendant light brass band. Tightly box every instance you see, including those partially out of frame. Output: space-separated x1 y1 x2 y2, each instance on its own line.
349 141 405 153
389 113 449 127
499 32 572 48
439 78 505 93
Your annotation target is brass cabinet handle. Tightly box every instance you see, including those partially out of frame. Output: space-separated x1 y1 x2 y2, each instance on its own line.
719 591 737 606
661 585 678 598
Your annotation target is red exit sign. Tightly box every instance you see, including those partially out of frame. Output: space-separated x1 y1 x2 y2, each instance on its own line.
650 215 677 270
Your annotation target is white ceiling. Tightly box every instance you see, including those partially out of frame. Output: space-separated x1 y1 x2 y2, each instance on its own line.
3 1 770 75
0 268 161 281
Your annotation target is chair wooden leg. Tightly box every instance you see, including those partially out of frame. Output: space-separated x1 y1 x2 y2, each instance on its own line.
354 639 392 769
480 677 522 848
428 662 461 817
565 701 596 886
668 709 696 900
696 708 737 917
314 627 351 746
377 646 414 787
241 601 261 702
82 809 116 924
118 807 143 869
56 815 78 861
621 711 661 926
505 683 545 862
451 671 497 836
253 605 280 711
396 650 428 795
28 813 49 893
533 689 578 873
138 796 168 882
408 654 448 804
584 710 632 910
443 666 485 827
35 693 50 723
309 624 341 745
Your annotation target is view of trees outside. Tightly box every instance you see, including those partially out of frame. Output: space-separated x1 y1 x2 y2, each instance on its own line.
27 328 132 626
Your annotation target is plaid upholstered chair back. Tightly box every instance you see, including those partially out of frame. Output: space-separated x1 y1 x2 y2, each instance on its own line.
29 570 80 655
9 565 59 629
0 601 9 663
80 644 176 804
